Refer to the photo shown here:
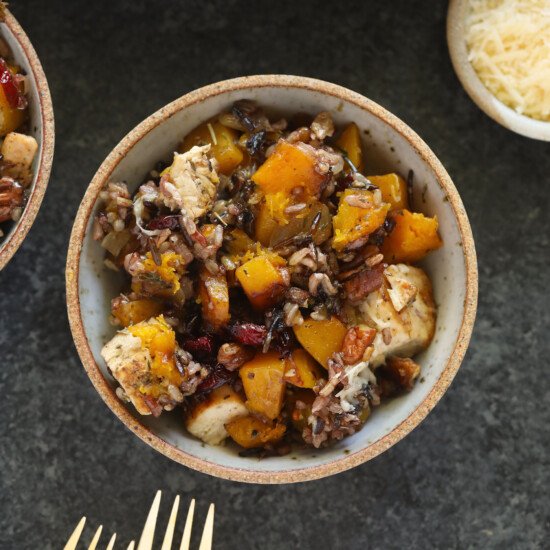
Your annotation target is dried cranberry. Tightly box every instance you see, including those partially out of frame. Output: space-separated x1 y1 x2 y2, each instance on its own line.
146 215 180 231
182 335 215 360
196 365 234 394
229 323 267 347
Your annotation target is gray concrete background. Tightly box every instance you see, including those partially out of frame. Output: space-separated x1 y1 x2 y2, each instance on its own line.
1 1 549 548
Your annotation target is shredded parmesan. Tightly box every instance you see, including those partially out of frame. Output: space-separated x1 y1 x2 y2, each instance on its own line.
465 0 550 121
336 361 376 413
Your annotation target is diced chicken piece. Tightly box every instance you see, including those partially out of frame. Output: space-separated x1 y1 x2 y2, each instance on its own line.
384 264 418 312
1 132 38 173
355 264 436 367
161 144 219 219
101 331 154 415
185 385 248 445
101 321 184 416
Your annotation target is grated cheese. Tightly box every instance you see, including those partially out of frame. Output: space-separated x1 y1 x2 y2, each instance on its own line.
465 0 550 121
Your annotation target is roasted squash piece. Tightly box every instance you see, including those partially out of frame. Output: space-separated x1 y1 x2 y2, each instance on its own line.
251 141 325 196
335 123 364 173
198 267 230 330
239 351 286 419
180 121 243 175
255 198 281 246
235 255 288 310
112 298 164 327
284 349 324 388
226 415 286 449
368 173 409 211
293 317 347 368
131 252 184 297
0 64 25 137
381 209 442 263
332 189 390 251
185 384 248 445
127 315 182 388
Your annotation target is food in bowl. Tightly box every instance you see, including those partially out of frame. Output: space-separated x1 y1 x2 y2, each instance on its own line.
94 100 443 454
0 30 39 239
465 0 550 122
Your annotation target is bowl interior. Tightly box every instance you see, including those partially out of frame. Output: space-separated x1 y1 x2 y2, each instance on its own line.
76 82 471 477
0 15 52 263
447 0 550 141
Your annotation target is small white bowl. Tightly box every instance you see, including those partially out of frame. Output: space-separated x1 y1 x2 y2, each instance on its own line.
447 0 550 141
0 10 55 269
66 75 478 483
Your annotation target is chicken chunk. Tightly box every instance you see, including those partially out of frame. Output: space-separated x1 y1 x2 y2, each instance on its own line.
185 385 248 445
161 144 219 219
101 317 184 416
1 132 38 183
354 264 436 367
101 331 155 415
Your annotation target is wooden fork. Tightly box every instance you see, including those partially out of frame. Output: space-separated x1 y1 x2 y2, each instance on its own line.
63 491 214 550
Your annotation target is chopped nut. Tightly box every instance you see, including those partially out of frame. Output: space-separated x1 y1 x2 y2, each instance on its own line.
341 326 377 365
217 343 254 371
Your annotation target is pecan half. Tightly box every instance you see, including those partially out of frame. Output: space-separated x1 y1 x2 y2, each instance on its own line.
217 343 254 371
343 264 385 303
341 326 377 365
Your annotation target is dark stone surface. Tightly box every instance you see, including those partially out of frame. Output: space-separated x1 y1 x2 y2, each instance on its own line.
0 1 548 548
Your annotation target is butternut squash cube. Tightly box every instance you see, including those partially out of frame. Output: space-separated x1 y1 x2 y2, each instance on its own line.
335 123 364 173
251 141 325 196
0 86 25 137
239 351 286 419
235 255 287 310
226 415 286 449
185 384 248 445
381 209 442 263
284 349 324 388
332 189 390 251
293 317 347 368
180 121 243 175
368 173 409 211
198 267 230 330
112 298 164 327
131 252 184 297
255 198 280 246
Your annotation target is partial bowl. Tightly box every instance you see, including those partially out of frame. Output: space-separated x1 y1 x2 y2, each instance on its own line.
0 9 55 269
447 0 550 141
66 75 477 483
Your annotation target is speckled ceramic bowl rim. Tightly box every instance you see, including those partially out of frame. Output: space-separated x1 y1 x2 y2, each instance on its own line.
66 75 478 483
0 10 55 269
447 0 550 141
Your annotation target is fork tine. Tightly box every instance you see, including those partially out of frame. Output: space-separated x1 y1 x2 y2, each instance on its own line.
105 533 117 550
160 495 180 550
127 542 135 550
178 499 196 550
137 490 162 550
63 516 86 550
198 504 215 550
87 525 103 550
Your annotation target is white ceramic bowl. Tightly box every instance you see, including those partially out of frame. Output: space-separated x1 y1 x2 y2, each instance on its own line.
447 0 550 141
66 75 477 483
0 10 55 269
